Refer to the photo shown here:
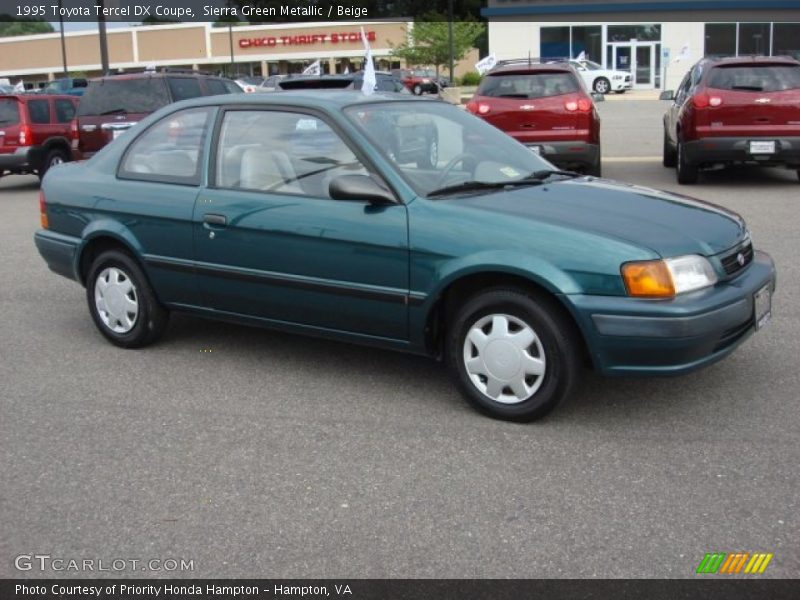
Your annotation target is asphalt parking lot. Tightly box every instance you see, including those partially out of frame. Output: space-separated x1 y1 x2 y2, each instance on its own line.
1 98 798 579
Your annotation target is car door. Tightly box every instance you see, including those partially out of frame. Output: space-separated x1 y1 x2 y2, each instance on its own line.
193 108 410 341
115 106 215 305
667 71 693 144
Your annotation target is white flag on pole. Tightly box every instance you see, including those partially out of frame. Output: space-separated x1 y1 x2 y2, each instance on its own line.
361 26 376 95
302 60 321 76
475 53 497 75
576 50 587 61
14 80 25 92
343 65 349 75
673 42 690 63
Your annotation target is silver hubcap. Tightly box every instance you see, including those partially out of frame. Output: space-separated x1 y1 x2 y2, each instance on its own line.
429 141 438 166
94 267 139 334
463 314 546 404
596 80 608 93
50 155 64 167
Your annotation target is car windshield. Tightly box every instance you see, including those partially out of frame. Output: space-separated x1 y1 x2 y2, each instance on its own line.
476 72 579 98
344 100 553 197
707 65 800 92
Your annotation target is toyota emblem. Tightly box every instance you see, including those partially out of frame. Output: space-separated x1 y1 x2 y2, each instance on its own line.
737 253 746 266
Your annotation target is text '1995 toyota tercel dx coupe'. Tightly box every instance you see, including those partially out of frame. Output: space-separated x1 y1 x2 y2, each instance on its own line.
34 92 776 421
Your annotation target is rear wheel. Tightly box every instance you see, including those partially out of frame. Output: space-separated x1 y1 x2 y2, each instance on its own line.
593 77 610 94
586 150 602 177
447 288 582 422
38 148 68 180
676 140 698 184
662 130 677 167
416 134 439 169
86 250 169 348
796 169 800 182
412 84 423 95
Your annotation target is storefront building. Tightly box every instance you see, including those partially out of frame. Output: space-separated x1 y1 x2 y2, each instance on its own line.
0 21 477 88
483 1 800 90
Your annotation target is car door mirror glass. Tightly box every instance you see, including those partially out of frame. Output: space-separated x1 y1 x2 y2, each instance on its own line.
329 174 396 205
659 90 675 101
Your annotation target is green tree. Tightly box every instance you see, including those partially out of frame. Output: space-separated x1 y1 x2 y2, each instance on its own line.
0 16 54 37
390 17 484 76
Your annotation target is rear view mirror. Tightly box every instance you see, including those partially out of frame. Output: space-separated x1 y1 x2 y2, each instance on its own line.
591 92 605 102
329 174 396 205
659 90 675 101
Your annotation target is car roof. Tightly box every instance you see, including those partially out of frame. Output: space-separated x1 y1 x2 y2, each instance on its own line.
89 71 231 82
0 93 76 101
700 55 800 67
164 89 438 110
487 59 574 75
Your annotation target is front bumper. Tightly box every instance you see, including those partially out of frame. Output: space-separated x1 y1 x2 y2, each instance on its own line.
684 136 800 167
0 147 34 173
610 78 632 92
569 250 776 375
525 141 600 170
34 229 80 282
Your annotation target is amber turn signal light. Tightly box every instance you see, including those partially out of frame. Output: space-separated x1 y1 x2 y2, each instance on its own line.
621 260 675 298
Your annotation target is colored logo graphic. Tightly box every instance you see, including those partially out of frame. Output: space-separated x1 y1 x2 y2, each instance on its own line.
696 552 773 574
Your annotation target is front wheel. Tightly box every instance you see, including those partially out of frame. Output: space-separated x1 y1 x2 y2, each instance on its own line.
412 84 423 95
593 77 610 94
86 250 169 348
447 288 582 422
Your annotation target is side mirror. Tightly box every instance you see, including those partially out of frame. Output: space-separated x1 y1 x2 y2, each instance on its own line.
591 92 605 102
659 90 675 101
329 174 396 205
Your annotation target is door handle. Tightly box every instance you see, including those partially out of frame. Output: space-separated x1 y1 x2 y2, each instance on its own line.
203 213 227 227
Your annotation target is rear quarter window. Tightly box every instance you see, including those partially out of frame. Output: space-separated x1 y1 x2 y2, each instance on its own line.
0 98 20 125
77 78 170 116
204 79 227 96
27 99 51 124
168 77 203 101
477 72 580 98
707 65 800 92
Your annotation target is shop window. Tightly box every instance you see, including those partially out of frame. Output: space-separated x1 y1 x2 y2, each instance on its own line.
773 23 800 60
705 23 736 56
540 26 569 59
738 23 771 55
571 26 602 62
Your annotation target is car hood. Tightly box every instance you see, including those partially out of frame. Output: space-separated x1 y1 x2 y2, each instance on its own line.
450 177 747 257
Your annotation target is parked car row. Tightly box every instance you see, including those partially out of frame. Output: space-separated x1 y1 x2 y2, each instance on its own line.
1 68 242 180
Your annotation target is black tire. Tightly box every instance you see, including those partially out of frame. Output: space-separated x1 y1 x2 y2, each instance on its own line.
416 134 439 169
38 148 68 181
614 90 626 94
676 139 699 184
796 169 800 183
447 288 582 422
412 84 423 95
662 130 677 168
586 147 602 177
85 250 169 348
593 77 611 94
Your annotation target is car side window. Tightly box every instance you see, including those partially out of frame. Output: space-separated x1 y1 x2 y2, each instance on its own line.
54 99 75 123
167 77 202 101
204 79 227 96
28 99 51 124
119 107 212 185
215 110 370 199
675 73 692 104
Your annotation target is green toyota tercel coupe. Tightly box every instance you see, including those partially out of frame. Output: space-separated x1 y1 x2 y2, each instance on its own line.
34 92 776 421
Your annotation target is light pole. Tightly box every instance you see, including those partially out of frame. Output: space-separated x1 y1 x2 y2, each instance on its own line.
447 0 454 83
58 0 68 76
96 0 109 73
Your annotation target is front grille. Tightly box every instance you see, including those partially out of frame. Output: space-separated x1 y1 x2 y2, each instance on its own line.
720 242 754 276
624 75 631 82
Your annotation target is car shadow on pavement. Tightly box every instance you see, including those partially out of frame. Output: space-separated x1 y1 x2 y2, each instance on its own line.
0 175 39 192
693 165 799 187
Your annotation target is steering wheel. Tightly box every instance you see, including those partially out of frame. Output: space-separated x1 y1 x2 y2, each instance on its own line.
433 153 474 189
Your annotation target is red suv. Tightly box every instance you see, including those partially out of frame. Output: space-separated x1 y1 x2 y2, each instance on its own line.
0 93 78 180
73 69 242 160
661 55 800 184
391 69 438 95
467 60 602 176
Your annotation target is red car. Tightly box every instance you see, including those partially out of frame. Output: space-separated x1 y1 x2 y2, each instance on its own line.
73 69 242 160
467 59 602 176
661 55 800 184
0 93 78 180
391 69 439 95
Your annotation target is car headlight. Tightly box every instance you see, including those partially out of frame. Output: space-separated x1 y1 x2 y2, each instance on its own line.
621 255 718 298
612 74 623 80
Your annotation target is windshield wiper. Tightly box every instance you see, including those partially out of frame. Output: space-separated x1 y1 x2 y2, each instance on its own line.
427 178 546 198
99 108 128 115
529 169 582 180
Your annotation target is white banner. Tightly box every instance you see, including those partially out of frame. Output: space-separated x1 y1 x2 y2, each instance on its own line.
361 26 376 95
302 60 321 76
475 53 497 75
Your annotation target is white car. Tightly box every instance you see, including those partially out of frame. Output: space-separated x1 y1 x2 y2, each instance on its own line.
568 59 632 94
